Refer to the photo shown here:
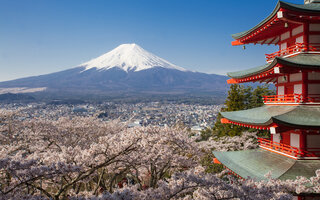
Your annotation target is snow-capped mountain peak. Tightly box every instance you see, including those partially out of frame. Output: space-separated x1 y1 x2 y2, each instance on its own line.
79 43 187 72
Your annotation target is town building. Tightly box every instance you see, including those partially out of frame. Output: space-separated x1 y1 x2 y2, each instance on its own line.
214 1 320 198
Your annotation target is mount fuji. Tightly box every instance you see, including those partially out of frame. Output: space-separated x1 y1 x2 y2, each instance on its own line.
0 44 228 99
81 43 187 72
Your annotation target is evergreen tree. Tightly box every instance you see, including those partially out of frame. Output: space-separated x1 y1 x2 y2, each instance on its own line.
223 84 246 111
243 86 253 109
200 84 275 139
211 84 246 137
249 85 275 108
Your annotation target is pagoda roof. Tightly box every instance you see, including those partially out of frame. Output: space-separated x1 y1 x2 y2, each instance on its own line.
232 1 320 40
221 105 320 128
227 54 320 79
213 149 320 181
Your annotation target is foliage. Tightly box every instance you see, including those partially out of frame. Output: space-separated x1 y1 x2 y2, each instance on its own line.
200 84 275 139
1 109 319 200
200 153 224 174
76 167 293 200
0 110 200 199
249 85 275 108
224 84 247 112
198 132 259 152
197 132 258 175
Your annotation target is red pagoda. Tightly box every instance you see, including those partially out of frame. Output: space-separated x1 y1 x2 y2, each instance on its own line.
213 0 320 185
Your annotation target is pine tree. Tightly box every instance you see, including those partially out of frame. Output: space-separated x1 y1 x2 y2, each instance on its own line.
249 84 275 108
200 84 275 139
223 84 246 111
210 84 247 137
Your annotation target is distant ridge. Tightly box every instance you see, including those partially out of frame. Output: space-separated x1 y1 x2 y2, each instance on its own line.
0 93 35 102
0 44 229 99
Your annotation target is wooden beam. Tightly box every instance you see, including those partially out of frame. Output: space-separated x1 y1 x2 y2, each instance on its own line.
277 10 306 25
261 39 268 45
272 36 280 45
266 77 277 83
221 118 231 124
264 77 273 83
227 79 239 84
270 77 277 83
231 40 244 46
268 36 278 45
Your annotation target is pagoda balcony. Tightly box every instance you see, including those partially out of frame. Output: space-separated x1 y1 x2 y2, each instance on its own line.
263 94 320 105
258 138 320 159
265 43 320 63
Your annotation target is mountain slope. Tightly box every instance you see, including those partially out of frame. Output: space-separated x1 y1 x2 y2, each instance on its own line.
0 44 228 98
81 43 186 72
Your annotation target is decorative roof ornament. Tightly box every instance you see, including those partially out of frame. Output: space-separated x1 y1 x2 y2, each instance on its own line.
304 0 320 4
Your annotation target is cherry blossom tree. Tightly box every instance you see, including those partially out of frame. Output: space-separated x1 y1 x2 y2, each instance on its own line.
0 110 199 199
67 167 294 200
1 109 319 200
197 131 258 152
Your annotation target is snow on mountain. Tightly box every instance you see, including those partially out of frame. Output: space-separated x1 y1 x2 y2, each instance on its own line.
0 43 229 99
79 43 187 72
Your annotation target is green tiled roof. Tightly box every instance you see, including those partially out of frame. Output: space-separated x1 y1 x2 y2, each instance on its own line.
227 63 272 79
213 149 320 181
227 54 320 79
279 54 320 67
282 1 320 13
274 106 320 127
221 105 320 128
279 160 320 180
232 1 320 40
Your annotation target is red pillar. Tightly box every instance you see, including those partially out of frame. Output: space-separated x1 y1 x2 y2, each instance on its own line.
302 71 308 102
301 22 309 103
300 130 307 157
303 22 309 51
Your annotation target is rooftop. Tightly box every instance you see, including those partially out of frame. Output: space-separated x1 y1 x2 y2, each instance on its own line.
213 149 320 181
221 105 320 128
232 1 320 40
227 54 320 79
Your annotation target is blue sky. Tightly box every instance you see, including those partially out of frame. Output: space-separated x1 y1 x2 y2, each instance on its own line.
0 0 302 82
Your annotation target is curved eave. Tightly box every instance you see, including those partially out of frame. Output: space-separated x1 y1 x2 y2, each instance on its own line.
221 105 320 128
232 1 320 41
232 1 281 40
227 61 275 80
276 54 320 69
220 106 291 127
281 1 320 14
213 149 320 181
227 54 320 80
273 106 320 128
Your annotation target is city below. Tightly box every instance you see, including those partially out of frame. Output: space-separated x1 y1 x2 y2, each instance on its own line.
1 101 222 133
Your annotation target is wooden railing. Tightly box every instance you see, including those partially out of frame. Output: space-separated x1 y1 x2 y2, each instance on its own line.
263 94 320 104
258 138 320 158
265 43 320 63
306 96 320 103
